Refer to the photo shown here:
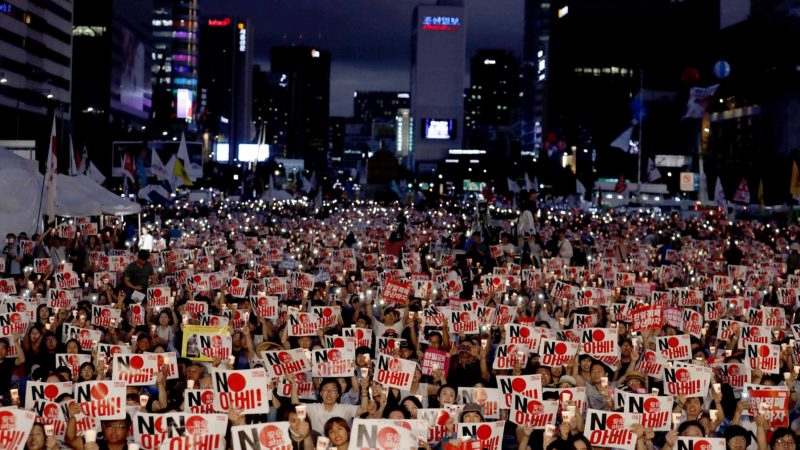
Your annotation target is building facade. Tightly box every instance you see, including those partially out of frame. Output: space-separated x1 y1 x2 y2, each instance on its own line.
151 0 199 137
353 91 410 125
270 46 331 173
410 0 466 174
71 0 153 174
198 16 253 163
0 0 73 156
465 49 519 158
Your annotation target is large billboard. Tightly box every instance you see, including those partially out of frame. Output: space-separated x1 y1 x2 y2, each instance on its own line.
111 25 151 119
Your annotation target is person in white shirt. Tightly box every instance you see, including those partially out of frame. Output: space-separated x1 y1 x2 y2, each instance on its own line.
557 230 573 261
290 377 369 434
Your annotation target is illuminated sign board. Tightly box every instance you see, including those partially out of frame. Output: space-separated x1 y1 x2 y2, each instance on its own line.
422 16 461 31
176 89 193 120
0 3 11 13
238 23 246 52
208 18 230 27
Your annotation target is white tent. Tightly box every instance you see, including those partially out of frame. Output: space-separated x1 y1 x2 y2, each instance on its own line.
0 149 141 236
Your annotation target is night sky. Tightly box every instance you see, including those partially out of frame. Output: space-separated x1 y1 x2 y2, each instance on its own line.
201 0 524 117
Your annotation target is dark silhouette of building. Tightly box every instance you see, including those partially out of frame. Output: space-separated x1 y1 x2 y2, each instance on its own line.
705 0 800 204
465 50 519 159
270 46 331 173
353 91 410 125
252 65 289 158
199 16 254 162
71 0 152 175
523 0 717 187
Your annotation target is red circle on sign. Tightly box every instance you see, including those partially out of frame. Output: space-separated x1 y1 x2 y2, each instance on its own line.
676 369 690 383
133 305 141 314
228 373 246 392
186 416 207 435
329 349 341 362
334 338 345 348
527 400 544 414
555 343 568 355
695 440 711 450
592 330 605 341
44 403 59 420
130 355 144 369
644 398 660 413
153 289 162 297
91 383 108 400
668 337 679 348
278 352 293 363
63 273 71 280
14 303 24 312
259 424 282 447
493 278 501 286
607 414 624 430
377 427 400 449
520 327 531 338
584 290 593 298
323 308 333 318
511 378 527 393
44 385 59 399
0 411 15 431
201 391 214 404
476 424 492 440
232 279 240 287
356 330 364 339
759 346 771 358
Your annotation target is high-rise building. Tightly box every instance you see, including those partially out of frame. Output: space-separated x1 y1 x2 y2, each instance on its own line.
270 46 331 173
465 49 519 161
525 0 717 184
395 108 413 161
151 0 199 136
252 65 288 158
199 16 254 163
0 0 74 148
71 0 153 174
410 0 467 174
519 0 551 156
465 50 519 132
353 91 410 124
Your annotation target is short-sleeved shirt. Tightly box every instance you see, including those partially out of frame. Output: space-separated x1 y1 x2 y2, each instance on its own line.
123 261 154 290
306 402 358 434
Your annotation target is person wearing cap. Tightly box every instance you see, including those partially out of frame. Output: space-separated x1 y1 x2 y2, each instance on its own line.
558 375 578 388
441 403 485 450
617 371 647 393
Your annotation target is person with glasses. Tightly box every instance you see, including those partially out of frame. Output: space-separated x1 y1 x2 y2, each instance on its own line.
290 377 369 435
770 428 797 450
71 417 131 450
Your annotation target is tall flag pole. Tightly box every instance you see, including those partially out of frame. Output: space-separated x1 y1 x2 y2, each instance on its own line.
44 115 58 221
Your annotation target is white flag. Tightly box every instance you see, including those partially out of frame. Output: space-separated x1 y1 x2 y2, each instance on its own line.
44 116 58 220
86 161 106 185
68 135 77 176
150 149 170 181
611 127 634 152
647 158 661 182
714 177 727 208
683 84 719 119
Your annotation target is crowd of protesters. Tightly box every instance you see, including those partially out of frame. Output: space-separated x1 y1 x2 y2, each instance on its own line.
0 192 800 450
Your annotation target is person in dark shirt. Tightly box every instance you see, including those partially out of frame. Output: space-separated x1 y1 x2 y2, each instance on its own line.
723 241 744 266
123 250 156 300
0 334 25 398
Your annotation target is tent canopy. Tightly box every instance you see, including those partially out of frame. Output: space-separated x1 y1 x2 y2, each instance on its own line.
0 149 141 236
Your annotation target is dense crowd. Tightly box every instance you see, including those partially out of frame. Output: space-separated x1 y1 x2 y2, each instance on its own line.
2 194 800 450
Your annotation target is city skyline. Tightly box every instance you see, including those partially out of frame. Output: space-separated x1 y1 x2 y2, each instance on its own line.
202 0 524 117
